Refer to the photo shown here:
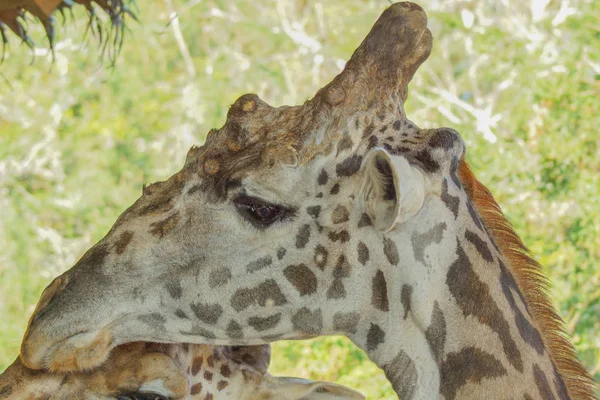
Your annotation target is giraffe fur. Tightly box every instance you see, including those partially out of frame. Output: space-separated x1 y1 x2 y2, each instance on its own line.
18 2 596 399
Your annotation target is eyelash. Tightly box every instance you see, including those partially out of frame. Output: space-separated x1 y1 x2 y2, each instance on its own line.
117 393 169 400
234 194 293 229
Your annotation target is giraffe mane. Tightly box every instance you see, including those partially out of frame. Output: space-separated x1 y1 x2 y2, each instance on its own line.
457 159 597 400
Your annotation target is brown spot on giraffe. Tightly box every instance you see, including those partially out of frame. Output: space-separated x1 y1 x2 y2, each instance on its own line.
337 134 354 154
137 192 175 216
291 308 323 336
209 267 232 288
191 303 224 325
328 230 350 243
248 314 281 331
317 169 328 185
383 238 399 265
553 366 570 400
226 320 243 340
78 243 108 266
284 264 317 296
277 247 287 260
446 240 523 372
498 260 546 355
333 312 360 335
333 255 351 278
165 278 183 300
149 212 180 238
246 256 272 273
230 289 257 312
466 199 484 231
366 323 385 351
326 278 346 299
384 351 418 400
307 205 321 219
440 347 507 400
357 241 369 265
191 383 203 395
336 155 363 177
440 179 459 218
217 380 229 391
412 222 446 266
329 183 340 195
295 224 311 248
220 364 231 378
428 128 459 150
362 122 375 139
533 363 556 400
313 245 328 270
331 205 350 224
401 284 413 320
0 385 12 397
230 280 287 312
113 230 133 254
192 356 204 376
358 213 372 228
515 311 545 355
464 229 493 263
371 270 389 312
328 255 351 299
368 134 380 149
425 301 446 365
412 149 440 173
138 313 166 332
204 370 213 382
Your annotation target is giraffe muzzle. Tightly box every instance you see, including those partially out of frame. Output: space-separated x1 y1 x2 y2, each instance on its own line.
20 267 118 371
20 326 113 372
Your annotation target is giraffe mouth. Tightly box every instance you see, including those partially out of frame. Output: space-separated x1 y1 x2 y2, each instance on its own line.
20 311 234 372
21 326 114 372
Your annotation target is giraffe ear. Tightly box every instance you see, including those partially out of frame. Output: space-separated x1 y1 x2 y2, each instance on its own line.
270 377 365 399
361 148 425 232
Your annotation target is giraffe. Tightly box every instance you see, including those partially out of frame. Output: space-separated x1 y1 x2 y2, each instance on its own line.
18 2 597 399
0 342 364 399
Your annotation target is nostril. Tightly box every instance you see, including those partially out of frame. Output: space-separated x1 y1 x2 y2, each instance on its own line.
41 276 67 306
26 275 68 330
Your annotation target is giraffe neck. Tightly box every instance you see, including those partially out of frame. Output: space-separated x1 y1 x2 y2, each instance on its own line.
350 180 570 400
180 345 243 398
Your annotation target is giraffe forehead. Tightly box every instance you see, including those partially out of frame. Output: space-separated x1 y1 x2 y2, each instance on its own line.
186 101 434 195
188 97 306 177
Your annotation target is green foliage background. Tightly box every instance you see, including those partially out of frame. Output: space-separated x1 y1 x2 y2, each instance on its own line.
0 1 598 398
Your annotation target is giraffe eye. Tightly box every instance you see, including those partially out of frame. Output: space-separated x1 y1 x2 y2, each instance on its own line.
234 195 292 228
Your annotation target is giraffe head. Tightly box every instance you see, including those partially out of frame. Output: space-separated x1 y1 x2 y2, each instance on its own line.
16 3 598 398
20 1 462 372
1 342 364 399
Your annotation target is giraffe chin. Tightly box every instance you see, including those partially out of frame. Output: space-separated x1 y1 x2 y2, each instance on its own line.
20 327 113 373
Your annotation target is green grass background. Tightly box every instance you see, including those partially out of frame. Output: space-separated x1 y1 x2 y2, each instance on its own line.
0 1 598 398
